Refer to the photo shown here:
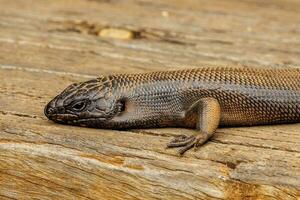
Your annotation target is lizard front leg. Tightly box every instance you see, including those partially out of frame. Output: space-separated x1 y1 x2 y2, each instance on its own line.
167 97 221 155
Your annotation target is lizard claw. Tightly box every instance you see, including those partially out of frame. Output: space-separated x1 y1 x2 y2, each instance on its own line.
166 134 210 155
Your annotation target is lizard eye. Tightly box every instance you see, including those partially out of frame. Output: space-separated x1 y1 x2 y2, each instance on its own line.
71 100 87 112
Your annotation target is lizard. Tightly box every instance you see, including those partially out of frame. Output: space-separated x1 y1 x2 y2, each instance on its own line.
44 67 300 154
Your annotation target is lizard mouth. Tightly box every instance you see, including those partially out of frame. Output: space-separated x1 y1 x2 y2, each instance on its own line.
47 113 78 123
48 115 107 129
69 117 108 128
72 117 107 123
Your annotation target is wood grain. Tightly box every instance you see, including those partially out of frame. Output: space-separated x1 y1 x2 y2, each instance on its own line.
1 0 300 199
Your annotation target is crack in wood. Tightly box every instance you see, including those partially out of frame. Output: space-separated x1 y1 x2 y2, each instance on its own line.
0 110 41 119
210 140 300 153
0 64 96 78
47 19 196 46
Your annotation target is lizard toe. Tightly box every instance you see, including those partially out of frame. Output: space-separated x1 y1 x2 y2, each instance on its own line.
178 134 209 155
166 135 194 148
170 134 190 143
167 133 212 155
178 139 196 155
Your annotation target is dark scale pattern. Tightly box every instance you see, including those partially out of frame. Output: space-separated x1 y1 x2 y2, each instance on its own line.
105 67 300 128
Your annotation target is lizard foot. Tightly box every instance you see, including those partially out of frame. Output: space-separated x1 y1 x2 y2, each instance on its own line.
167 134 210 155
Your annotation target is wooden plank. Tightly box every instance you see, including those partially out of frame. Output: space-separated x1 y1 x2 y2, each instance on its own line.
1 0 300 199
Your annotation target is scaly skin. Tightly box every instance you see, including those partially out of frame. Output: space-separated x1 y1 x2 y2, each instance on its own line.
44 67 300 154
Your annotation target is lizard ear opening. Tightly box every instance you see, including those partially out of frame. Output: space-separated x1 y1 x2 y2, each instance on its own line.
118 98 126 113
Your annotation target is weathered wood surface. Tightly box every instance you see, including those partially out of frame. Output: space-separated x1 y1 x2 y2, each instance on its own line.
1 0 300 199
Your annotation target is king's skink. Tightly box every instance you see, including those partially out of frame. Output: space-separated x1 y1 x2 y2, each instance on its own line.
44 67 300 154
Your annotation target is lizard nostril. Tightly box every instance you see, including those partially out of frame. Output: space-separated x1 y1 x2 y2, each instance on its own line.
48 107 54 114
44 104 56 118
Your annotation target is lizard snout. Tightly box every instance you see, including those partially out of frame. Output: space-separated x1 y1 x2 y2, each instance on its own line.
44 100 65 119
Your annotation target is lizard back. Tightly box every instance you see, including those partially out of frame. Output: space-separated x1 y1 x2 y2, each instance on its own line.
108 67 300 128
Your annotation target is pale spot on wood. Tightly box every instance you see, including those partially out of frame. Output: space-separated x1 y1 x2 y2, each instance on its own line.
99 28 134 40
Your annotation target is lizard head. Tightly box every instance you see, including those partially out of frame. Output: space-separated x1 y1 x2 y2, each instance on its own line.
44 76 124 128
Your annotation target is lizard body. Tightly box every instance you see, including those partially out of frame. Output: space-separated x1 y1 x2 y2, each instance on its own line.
45 67 300 154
